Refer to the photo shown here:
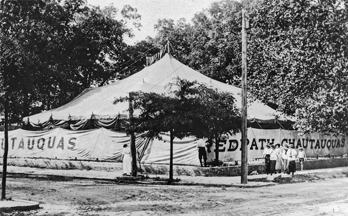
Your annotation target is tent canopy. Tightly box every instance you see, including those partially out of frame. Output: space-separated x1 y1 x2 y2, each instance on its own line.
24 54 292 124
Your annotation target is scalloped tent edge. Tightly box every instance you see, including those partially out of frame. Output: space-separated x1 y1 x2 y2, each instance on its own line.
22 54 295 130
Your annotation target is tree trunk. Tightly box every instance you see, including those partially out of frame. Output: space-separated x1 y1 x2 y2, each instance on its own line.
130 132 137 177
129 93 137 177
215 136 219 166
1 96 9 200
168 129 174 184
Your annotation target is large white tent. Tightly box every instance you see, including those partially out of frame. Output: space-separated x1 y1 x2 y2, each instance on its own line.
24 54 292 126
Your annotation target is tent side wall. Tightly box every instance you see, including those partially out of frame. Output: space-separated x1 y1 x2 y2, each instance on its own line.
1 128 347 166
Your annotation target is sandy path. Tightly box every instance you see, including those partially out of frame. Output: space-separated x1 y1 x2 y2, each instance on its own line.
2 177 348 215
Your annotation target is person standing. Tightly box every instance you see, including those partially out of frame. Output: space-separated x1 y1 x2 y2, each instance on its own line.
122 144 131 175
298 147 306 171
263 144 273 175
269 145 277 175
281 144 289 174
287 144 298 177
197 139 207 167
274 143 282 174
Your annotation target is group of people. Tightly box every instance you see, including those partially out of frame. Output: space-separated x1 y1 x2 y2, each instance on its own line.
123 140 308 176
263 143 306 177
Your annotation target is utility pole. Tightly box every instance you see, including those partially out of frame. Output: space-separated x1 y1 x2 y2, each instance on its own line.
128 92 137 177
241 9 249 184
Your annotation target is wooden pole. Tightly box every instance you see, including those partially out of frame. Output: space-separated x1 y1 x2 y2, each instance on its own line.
1 0 9 198
128 93 137 177
215 136 219 166
167 40 170 55
168 129 174 184
1 96 9 200
241 9 248 184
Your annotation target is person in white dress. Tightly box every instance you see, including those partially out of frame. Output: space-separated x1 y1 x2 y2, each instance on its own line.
269 144 277 175
281 144 289 173
122 144 132 175
274 144 282 174
298 147 306 171
287 144 298 177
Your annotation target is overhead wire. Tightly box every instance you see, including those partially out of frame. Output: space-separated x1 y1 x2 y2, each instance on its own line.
116 45 160 74
146 64 184 92
142 41 186 92
116 41 172 76
113 40 182 93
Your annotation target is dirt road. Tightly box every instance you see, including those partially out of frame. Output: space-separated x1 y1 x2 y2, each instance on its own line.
1 174 348 216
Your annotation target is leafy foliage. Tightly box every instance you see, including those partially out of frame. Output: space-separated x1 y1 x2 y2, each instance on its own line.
248 0 348 133
120 40 160 79
146 0 348 133
150 0 243 86
1 0 347 135
0 0 142 123
190 83 241 139
114 78 241 140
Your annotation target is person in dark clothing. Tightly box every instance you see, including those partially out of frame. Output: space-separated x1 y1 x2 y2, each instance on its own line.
197 139 207 167
263 144 272 175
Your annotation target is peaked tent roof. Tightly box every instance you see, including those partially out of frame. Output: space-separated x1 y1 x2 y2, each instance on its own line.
24 54 292 124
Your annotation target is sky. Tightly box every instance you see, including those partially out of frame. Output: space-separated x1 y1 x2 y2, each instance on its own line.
87 0 218 45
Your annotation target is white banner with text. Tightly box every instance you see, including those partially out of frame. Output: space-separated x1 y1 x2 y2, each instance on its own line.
0 128 347 165
208 128 348 162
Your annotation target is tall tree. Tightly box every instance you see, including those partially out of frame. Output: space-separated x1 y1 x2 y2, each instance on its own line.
151 18 193 63
248 0 348 133
0 23 31 200
120 40 160 79
188 0 243 85
0 0 142 122
150 0 244 86
1 0 87 119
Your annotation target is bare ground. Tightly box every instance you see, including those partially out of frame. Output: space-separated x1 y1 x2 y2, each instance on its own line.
1 171 348 216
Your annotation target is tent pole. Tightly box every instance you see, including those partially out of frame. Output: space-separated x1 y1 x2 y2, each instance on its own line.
167 40 170 55
129 93 137 177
